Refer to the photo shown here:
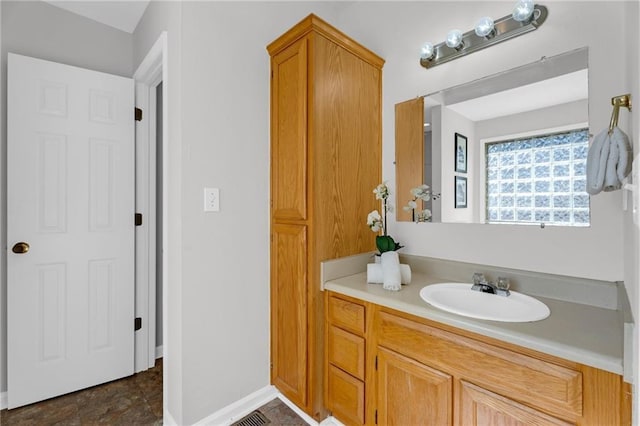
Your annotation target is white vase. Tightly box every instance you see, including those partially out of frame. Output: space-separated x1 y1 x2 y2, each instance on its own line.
381 251 401 291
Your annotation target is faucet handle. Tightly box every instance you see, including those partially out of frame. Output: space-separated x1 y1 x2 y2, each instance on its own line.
496 277 510 291
472 273 486 285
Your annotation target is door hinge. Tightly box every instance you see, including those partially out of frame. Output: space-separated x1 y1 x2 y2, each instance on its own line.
375 355 378 370
135 107 143 122
375 409 378 424
135 317 142 331
135 213 143 226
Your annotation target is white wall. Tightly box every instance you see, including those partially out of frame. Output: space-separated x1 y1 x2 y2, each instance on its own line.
132 2 184 422
1 1 133 77
180 4 350 423
623 0 640 421
0 0 133 395
335 1 628 282
623 1 640 316
475 99 589 142
133 2 343 424
431 106 443 222
439 106 475 223
156 82 163 349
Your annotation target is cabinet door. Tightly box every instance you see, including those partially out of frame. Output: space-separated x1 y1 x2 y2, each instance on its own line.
395 98 424 222
312 34 381 259
328 325 365 380
459 381 574 426
271 39 308 221
327 365 365 425
377 347 452 425
271 224 308 406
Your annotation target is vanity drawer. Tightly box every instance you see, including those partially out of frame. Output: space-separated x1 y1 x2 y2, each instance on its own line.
328 296 365 335
327 364 365 425
328 325 365 380
376 310 583 420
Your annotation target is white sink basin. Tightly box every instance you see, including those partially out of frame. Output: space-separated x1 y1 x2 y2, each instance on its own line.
419 283 550 322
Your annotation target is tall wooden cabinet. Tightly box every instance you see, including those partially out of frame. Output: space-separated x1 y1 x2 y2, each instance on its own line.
267 15 384 419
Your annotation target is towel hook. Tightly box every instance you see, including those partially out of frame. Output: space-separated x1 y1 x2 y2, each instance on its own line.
609 94 632 134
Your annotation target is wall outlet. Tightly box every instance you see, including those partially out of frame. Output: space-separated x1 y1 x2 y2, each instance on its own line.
204 187 220 212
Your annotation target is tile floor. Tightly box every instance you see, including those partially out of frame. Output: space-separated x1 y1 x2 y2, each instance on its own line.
0 360 308 425
0 359 163 425
254 398 309 425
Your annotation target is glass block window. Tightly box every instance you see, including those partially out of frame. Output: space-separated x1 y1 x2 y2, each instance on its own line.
485 128 590 226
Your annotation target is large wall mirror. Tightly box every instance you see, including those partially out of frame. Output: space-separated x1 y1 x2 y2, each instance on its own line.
396 47 589 226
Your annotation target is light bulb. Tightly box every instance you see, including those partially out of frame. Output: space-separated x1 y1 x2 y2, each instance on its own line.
512 0 535 22
474 16 495 38
445 29 463 49
420 42 435 60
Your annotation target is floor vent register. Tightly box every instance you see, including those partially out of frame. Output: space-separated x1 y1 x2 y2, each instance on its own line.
231 410 271 426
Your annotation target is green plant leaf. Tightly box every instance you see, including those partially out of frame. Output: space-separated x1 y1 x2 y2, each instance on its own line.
376 235 402 253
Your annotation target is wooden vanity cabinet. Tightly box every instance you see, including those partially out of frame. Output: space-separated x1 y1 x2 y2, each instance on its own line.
325 291 630 426
377 346 453 425
326 295 368 425
458 380 574 426
268 15 384 419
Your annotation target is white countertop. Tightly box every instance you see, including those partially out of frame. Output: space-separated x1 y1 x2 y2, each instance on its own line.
325 271 624 375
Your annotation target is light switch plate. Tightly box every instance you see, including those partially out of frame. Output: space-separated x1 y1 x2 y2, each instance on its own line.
204 187 220 212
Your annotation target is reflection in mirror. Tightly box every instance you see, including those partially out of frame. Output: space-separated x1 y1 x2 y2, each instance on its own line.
396 47 589 226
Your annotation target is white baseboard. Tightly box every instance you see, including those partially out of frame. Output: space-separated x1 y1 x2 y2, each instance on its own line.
194 385 279 426
1 391 7 410
155 345 163 359
164 408 178 426
189 385 343 426
319 416 345 426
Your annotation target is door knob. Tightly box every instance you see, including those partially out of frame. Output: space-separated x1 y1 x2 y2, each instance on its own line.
12 242 30 254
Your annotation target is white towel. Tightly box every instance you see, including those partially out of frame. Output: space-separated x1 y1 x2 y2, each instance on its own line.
613 127 632 182
586 129 610 195
586 127 633 195
604 134 621 192
381 251 401 291
367 263 412 284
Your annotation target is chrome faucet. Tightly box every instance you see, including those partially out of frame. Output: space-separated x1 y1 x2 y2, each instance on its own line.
471 273 511 297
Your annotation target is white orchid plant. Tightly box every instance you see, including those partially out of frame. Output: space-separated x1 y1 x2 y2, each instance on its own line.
403 184 433 223
367 182 402 253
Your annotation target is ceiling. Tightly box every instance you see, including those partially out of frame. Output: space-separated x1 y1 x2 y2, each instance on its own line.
447 69 589 122
43 0 150 33
423 48 589 125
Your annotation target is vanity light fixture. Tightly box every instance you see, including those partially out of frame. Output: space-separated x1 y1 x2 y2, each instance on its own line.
446 29 464 49
512 0 536 22
474 17 495 38
420 2 548 69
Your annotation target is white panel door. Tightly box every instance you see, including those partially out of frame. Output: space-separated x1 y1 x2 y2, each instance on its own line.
7 53 135 408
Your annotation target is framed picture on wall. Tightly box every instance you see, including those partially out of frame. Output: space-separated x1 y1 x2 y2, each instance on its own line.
455 133 467 173
455 176 467 208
